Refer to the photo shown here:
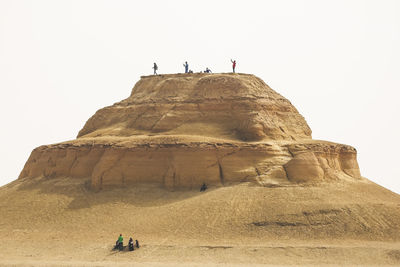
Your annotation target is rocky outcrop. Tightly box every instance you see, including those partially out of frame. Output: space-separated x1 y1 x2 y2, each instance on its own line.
20 140 360 190
18 73 361 190
77 73 312 141
283 141 361 183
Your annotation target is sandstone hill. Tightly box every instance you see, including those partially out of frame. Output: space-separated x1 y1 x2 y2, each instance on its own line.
19 73 360 191
1 73 399 266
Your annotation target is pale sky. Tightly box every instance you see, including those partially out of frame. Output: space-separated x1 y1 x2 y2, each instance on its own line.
1 0 399 194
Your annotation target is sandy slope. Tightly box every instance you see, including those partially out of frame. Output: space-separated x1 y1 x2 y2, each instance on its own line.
0 177 399 266
4 73 400 265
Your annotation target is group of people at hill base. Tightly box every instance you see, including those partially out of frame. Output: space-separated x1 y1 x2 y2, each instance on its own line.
114 234 140 251
152 59 236 75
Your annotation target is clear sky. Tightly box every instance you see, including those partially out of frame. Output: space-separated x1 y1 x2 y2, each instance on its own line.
1 0 399 193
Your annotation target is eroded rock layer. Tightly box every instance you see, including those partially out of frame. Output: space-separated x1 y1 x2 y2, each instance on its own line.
78 73 312 141
19 73 361 190
19 138 361 190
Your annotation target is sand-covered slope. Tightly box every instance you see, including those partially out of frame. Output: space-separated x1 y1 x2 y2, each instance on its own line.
18 73 361 191
0 177 399 266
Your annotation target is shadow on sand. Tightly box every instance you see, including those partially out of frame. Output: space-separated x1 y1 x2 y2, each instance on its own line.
12 176 219 210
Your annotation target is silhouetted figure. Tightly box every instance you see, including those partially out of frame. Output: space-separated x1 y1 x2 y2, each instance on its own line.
128 237 134 251
231 59 236 73
205 67 212 73
183 61 189 73
153 63 158 75
200 183 208 192
136 239 140 248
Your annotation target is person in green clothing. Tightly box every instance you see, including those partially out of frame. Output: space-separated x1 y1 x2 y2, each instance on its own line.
117 234 123 250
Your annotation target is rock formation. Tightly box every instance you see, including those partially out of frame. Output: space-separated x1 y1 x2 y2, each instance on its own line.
18 73 361 190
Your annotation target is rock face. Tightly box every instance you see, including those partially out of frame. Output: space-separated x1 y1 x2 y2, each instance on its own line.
78 73 312 141
19 73 361 190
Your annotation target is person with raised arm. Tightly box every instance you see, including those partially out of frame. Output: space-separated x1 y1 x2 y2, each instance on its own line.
231 59 236 73
183 61 189 73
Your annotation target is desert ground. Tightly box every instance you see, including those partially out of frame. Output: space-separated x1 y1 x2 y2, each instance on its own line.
0 177 399 266
2 73 399 266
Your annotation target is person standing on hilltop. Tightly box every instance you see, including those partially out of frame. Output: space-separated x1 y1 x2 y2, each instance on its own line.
153 63 158 75
231 59 236 73
183 61 189 73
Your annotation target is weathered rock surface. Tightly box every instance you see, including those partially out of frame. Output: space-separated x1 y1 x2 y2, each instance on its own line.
78 73 312 141
19 73 361 190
